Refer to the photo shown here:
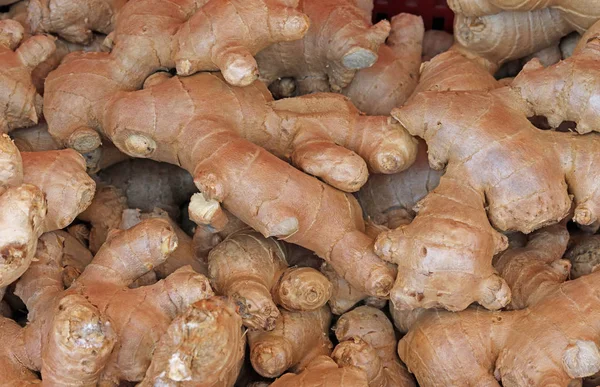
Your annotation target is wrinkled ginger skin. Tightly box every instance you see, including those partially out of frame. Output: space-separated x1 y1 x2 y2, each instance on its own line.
566 234 600 279
257 0 391 94
0 19 55 133
271 355 369 387
399 269 600 387
248 306 332 378
139 297 245 387
208 230 331 330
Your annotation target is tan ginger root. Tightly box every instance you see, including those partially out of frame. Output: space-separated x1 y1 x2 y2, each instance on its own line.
10 122 60 152
375 64 600 311
15 218 215 384
99 159 197 220
248 306 332 378
422 30 454 61
332 306 415 387
398 268 600 387
208 229 332 330
45 69 413 297
139 297 245 387
566 234 600 279
342 13 424 115
271 355 368 387
257 0 391 94
0 19 55 133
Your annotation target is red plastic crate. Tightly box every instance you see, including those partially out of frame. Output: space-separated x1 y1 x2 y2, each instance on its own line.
373 0 454 32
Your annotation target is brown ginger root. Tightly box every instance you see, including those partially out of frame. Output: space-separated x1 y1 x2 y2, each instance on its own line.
398 268 600 386
256 0 391 94
342 13 424 115
208 229 331 330
14 218 215 384
566 234 600 279
332 306 415 387
422 30 454 61
11 122 61 152
0 19 55 133
271 355 368 387
248 306 332 378
139 297 245 387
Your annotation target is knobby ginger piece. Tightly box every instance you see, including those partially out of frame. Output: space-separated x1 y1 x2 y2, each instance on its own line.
342 13 424 115
0 19 55 133
208 229 331 330
257 0 391 94
271 356 368 387
399 268 600 386
248 306 332 378
14 218 215 384
139 297 245 387
333 306 415 387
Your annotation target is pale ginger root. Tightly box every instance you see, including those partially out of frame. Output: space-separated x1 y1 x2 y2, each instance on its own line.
332 306 415 387
342 13 424 115
566 234 600 279
493 224 571 309
27 0 126 44
0 19 55 133
14 218 215 384
357 140 441 229
46 69 409 297
248 306 332 378
11 122 60 152
256 0 391 94
398 269 600 386
208 229 331 330
376 82 600 311
120 207 208 277
77 184 128 253
271 355 368 387
99 159 197 220
139 297 245 387
422 29 453 61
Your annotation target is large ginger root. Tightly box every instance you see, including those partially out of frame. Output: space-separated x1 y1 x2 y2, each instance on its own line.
332 306 415 387
0 19 55 133
493 224 570 309
139 297 245 387
14 218 215 384
208 229 331 330
271 355 369 387
398 268 600 386
99 159 197 220
248 306 332 378
46 68 409 297
376 67 600 311
256 0 391 94
342 14 423 116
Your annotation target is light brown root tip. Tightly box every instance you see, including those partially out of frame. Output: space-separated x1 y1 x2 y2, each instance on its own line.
124 134 156 157
276 268 332 311
252 342 291 378
574 206 594 226
478 275 511 310
67 128 101 153
282 15 310 39
375 151 405 174
563 340 600 378
342 48 378 69
271 217 299 238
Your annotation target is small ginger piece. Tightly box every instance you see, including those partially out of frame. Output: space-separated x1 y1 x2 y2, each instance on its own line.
421 30 453 61
566 234 600 279
209 230 332 330
0 19 55 133
139 297 245 387
248 306 332 378
332 306 415 387
11 122 60 152
342 13 424 115
271 355 369 387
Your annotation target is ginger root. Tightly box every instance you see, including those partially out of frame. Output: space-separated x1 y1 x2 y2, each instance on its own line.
566 234 600 279
248 306 332 378
271 355 368 387
208 229 332 330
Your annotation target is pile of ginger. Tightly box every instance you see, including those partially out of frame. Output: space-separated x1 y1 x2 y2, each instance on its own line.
1 0 600 385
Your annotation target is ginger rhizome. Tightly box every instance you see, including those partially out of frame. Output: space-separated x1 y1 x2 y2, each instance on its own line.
139 297 245 387
208 229 332 330
45 67 414 297
0 19 55 133
0 134 95 287
271 355 369 387
342 13 424 116
256 0 391 94
398 266 600 386
248 306 332 378
14 218 214 384
566 234 600 279
376 63 600 311
332 306 415 387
